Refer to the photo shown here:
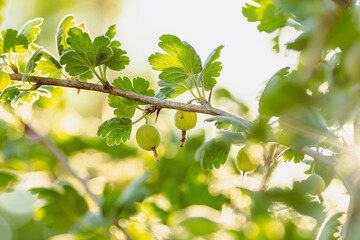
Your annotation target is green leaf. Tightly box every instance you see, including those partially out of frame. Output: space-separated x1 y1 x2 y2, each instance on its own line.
108 77 154 118
31 184 89 232
105 24 116 40
242 1 287 33
0 29 28 54
0 170 19 192
19 18 43 44
97 117 132 146
195 137 231 169
318 212 344 240
180 217 219 236
0 85 20 102
149 35 202 83
155 78 193 99
104 47 129 71
60 27 113 76
12 88 51 107
56 15 76 56
36 49 62 78
205 116 248 132
22 48 43 83
198 45 224 91
283 148 304 163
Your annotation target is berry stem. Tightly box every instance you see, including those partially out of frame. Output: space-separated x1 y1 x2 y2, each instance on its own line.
152 147 160 161
317 192 324 203
180 130 187 147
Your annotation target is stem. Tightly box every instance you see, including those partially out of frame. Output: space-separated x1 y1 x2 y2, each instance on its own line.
92 69 105 85
188 88 199 99
132 114 147 125
190 75 203 100
180 130 187 147
152 147 159 161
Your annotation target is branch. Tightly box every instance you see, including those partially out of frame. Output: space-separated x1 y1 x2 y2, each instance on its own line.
10 73 335 168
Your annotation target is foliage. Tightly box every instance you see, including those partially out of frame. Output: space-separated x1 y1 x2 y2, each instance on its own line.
0 0 360 239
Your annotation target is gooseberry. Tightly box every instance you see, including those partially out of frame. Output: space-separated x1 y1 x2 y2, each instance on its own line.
0 70 10 90
235 143 262 173
174 110 197 147
136 124 161 161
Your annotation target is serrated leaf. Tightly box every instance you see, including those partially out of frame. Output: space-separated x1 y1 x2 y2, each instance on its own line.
31 184 88 232
205 116 248 132
104 47 129 71
0 85 21 102
60 27 113 76
22 48 43 83
198 45 224 91
108 77 154 118
97 117 132 146
283 148 304 163
242 1 287 33
195 137 231 169
0 170 19 192
57 15 76 56
19 18 43 44
149 35 202 83
318 212 344 240
0 29 28 54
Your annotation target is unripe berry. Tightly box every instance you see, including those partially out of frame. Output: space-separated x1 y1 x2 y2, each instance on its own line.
174 110 197 147
235 144 262 173
136 124 161 161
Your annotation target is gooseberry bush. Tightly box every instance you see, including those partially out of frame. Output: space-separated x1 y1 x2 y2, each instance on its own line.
1 0 360 239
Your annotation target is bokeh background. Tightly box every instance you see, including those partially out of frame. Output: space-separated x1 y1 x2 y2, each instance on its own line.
0 0 349 239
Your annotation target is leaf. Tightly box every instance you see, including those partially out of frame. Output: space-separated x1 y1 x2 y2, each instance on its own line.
108 77 154 118
149 35 202 83
97 117 132 146
195 137 231 169
0 170 19 192
180 217 219 236
104 47 129 71
36 49 62 78
11 88 51 107
60 27 113 76
0 85 20 102
283 149 304 163
31 184 89 232
205 116 248 132
198 45 224 91
242 1 287 33
19 17 43 44
22 48 43 83
155 78 193 99
118 172 150 212
259 67 310 116
0 29 28 54
318 212 344 240
56 15 76 56
105 24 116 40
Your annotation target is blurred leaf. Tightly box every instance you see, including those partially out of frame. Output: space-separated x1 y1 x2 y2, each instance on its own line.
213 87 250 114
108 77 154 118
118 173 150 215
0 170 19 192
259 67 310 116
149 34 202 83
196 137 231 169
56 15 75 56
12 88 51 107
180 217 219 236
205 116 248 132
242 0 287 33
317 212 343 240
31 184 89 232
0 85 21 102
197 45 224 91
36 49 62 78
97 117 132 146
101 184 121 218
0 29 28 54
283 149 304 163
19 18 43 44
60 27 113 76
22 48 43 83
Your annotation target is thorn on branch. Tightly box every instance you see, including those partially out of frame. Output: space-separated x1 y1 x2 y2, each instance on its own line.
155 109 161 123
